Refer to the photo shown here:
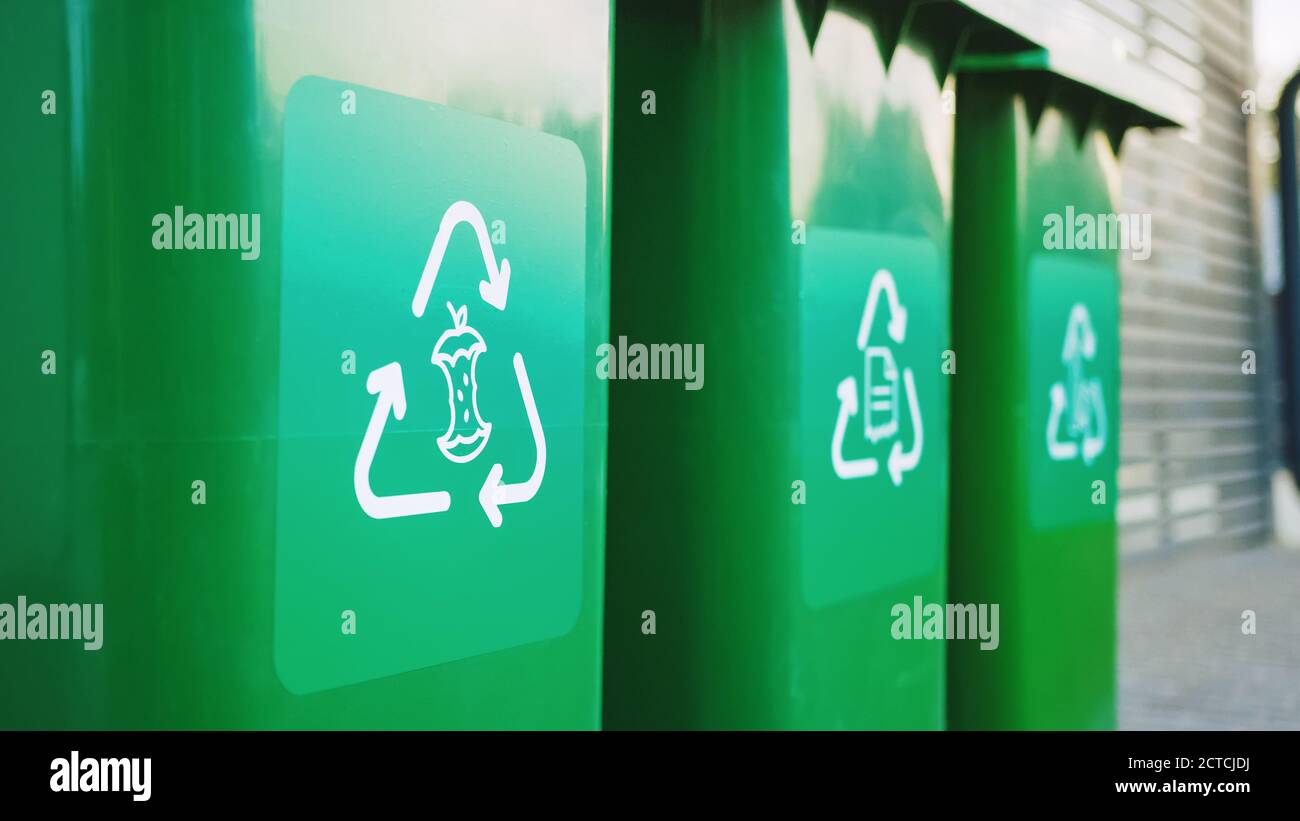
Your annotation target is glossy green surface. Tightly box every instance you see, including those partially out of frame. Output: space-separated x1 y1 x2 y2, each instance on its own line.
948 72 1120 729
0 0 609 729
0 0 88 726
275 77 590 694
799 230 945 611
604 0 952 729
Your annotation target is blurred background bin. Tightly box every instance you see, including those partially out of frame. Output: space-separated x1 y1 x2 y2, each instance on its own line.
947 16 1189 728
0 0 610 729
604 0 1027 730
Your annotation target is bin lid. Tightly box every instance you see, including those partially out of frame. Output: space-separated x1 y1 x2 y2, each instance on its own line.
953 0 1196 130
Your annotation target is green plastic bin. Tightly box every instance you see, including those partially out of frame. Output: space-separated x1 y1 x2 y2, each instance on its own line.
603 0 1025 730
947 26 1188 729
0 0 610 729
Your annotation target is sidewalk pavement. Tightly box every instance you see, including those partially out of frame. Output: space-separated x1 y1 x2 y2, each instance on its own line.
1119 544 1300 729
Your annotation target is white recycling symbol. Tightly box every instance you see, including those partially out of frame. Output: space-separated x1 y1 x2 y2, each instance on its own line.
1046 302 1107 465
353 200 546 528
831 268 924 486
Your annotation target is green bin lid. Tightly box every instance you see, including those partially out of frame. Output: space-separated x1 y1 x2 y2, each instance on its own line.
955 0 1196 130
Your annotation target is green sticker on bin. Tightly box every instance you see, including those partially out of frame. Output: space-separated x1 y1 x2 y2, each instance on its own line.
274 76 587 694
1027 254 1119 530
799 228 947 609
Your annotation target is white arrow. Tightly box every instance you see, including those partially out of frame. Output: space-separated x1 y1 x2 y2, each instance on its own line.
887 367 923 486
831 376 879 479
856 268 908 350
412 200 511 318
1061 302 1096 363
479 353 546 527
354 362 452 519
1045 381 1080 462
1063 303 1096 433
1080 378 1107 465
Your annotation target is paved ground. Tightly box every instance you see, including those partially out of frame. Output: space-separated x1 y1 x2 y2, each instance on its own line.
1119 545 1300 729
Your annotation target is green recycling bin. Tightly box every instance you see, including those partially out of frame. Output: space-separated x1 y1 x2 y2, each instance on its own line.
603 0 1026 730
0 0 609 729
947 28 1188 728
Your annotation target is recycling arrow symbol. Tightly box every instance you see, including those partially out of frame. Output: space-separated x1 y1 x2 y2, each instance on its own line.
831 268 924 487
353 199 546 527
1046 302 1106 465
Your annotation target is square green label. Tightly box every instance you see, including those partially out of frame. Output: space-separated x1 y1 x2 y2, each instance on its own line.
799 228 948 609
274 76 587 694
1027 254 1119 530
